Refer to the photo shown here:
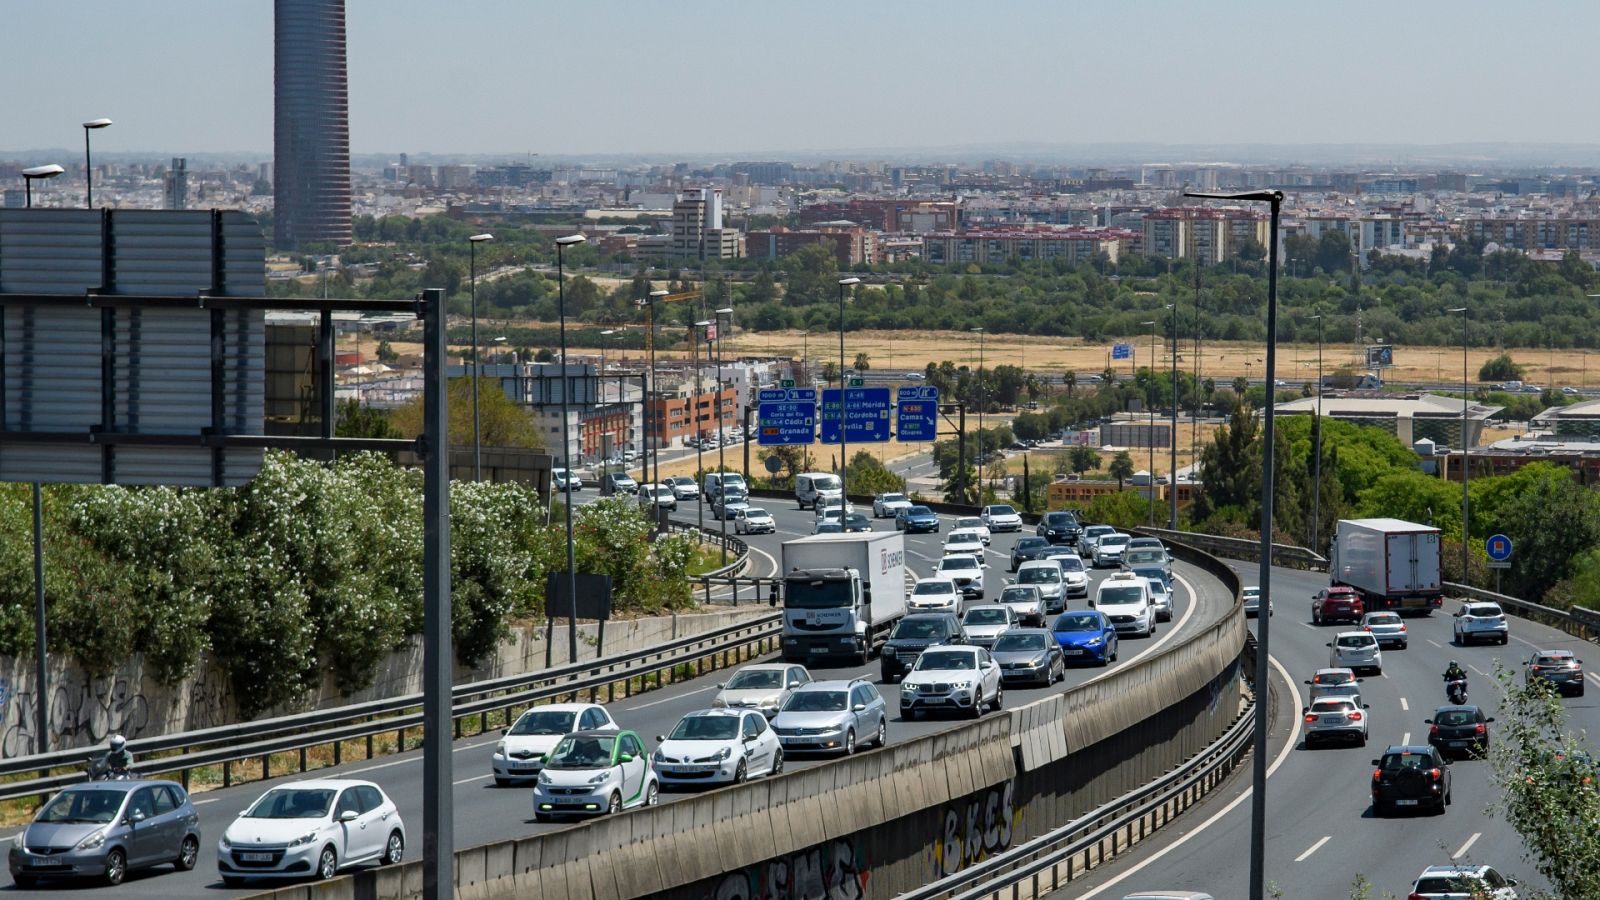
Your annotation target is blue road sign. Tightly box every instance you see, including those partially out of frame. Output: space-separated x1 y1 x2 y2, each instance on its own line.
1486 533 1513 562
757 387 817 445
821 387 892 443
896 385 940 442
1112 342 1133 361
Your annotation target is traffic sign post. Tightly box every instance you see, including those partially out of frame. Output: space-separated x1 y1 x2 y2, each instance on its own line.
1486 533 1512 592
821 386 891 443
757 387 817 446
896 386 940 442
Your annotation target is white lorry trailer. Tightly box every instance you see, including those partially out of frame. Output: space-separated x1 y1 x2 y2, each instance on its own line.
780 531 908 664
1328 518 1443 614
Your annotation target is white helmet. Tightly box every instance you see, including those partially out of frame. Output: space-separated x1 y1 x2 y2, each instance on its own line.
109 734 126 751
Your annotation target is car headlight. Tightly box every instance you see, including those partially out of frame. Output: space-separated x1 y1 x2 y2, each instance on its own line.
714 747 733 762
495 741 507 757
711 697 727 708
587 771 611 784
289 830 319 848
652 749 665 763
759 698 779 709
12 832 25 850
901 682 917 694
76 829 108 851
219 835 232 850
1084 636 1104 646
537 771 552 785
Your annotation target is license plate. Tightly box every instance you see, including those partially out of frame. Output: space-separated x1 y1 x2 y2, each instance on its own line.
1064 648 1084 655
1449 740 1469 747
29 857 63 866
240 852 274 862
666 765 712 774
1321 717 1344 724
1396 799 1418 806
808 646 826 654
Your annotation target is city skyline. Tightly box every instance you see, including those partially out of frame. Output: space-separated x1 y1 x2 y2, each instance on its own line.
7 0 1600 158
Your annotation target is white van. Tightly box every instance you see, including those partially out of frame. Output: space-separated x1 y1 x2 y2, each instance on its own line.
703 471 747 501
1092 571 1154 638
795 472 843 510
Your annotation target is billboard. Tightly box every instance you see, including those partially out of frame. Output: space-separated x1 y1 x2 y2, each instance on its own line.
1365 345 1393 368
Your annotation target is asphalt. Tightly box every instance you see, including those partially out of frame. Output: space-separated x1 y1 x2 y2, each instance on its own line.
0 501 1232 896
1053 561 1595 900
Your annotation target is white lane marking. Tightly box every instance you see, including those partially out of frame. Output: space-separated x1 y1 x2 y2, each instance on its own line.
1402 731 1411 745
1073 653 1302 899
1300 622 1314 629
1295 835 1331 862
1400 697 1409 711
630 685 715 710
193 798 219 806
453 773 493 786
747 544 779 577
1427 639 1443 648
1453 832 1481 860
1588 673 1600 689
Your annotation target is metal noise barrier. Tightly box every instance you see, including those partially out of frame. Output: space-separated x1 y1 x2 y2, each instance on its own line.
898 697 1257 900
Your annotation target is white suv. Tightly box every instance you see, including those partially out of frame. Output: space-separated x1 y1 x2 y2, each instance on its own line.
1092 572 1154 638
1328 631 1382 675
1453 602 1509 646
980 504 1023 533
933 554 987 599
907 578 960 615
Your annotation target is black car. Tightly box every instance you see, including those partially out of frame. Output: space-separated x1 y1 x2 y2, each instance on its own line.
880 614 964 682
895 505 941 534
1426 705 1493 758
1037 511 1081 545
1010 537 1051 572
1371 744 1452 815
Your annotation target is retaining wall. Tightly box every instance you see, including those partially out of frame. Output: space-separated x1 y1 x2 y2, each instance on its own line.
0 606 769 758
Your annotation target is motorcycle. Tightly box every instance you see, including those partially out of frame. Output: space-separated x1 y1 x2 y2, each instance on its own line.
86 753 134 782
1445 677 1468 705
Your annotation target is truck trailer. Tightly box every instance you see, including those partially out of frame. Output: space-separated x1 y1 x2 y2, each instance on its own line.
780 531 908 664
1328 518 1442 614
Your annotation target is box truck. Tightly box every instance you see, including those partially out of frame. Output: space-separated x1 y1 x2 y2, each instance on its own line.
780 531 908 664
1328 518 1443 613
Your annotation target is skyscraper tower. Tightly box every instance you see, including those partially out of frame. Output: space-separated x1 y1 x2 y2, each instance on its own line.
274 0 352 248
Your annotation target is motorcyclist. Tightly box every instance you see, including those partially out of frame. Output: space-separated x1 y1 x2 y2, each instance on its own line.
1443 661 1468 701
104 734 133 775
1443 661 1467 683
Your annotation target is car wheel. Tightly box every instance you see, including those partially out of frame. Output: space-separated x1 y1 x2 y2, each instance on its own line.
1373 800 1389 818
734 759 748 784
1399 642 1408 650
874 719 887 747
990 684 1004 712
1578 685 1587 698
222 876 245 888
771 750 784 775
104 847 127 886
844 729 857 755
315 845 338 881
534 811 551 823
1500 634 1509 646
495 776 510 787
383 830 405 865
1313 613 1322 626
903 707 918 721
645 779 659 806
607 791 623 815
176 834 200 871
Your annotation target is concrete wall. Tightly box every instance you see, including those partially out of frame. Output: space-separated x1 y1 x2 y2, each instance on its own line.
0 607 769 758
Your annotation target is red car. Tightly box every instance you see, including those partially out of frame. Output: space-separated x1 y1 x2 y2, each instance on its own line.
1313 586 1365 626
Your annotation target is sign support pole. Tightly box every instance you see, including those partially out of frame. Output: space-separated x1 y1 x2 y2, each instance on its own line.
31 482 47 754
420 288 454 900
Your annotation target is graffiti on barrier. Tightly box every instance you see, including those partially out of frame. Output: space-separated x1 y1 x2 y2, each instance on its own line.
928 778 1021 879
0 678 152 758
698 837 870 900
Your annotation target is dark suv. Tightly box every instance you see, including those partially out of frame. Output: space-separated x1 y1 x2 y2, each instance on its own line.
1371 744 1452 815
1425 705 1493 758
1526 649 1585 697
1313 586 1365 626
1010 537 1050 572
1036 512 1081 545
880 614 964 682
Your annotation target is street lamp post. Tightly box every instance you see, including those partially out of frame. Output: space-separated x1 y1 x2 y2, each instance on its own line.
554 234 586 667
1142 319 1157 524
21 164 64 208
1187 189 1284 900
468 233 494 481
1169 303 1179 530
715 307 734 565
639 289 669 504
1309 314 1324 550
599 329 616 379
1449 307 1470 583
799 330 811 472
82 119 111 207
838 278 860 500
972 326 985 502
693 320 712 532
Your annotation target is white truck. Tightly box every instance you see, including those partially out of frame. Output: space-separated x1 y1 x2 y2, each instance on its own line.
1328 518 1443 614
780 531 908 664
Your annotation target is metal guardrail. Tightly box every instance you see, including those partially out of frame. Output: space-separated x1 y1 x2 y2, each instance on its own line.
1445 582 1600 643
1138 526 1328 571
898 695 1256 900
0 612 782 805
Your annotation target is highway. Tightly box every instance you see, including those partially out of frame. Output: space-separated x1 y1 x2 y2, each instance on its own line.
1055 561 1593 900
0 502 1232 896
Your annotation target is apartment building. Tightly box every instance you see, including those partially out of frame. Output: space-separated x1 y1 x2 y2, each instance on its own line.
1141 208 1268 264
668 188 743 260
920 227 1135 266
1465 217 1600 252
746 225 876 267
799 199 959 233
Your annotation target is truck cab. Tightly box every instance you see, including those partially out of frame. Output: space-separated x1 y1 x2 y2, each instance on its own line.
780 532 907 664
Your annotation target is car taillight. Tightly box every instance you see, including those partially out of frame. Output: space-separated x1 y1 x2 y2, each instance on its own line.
1431 768 1442 779
1363 625 1371 631
1304 713 1317 723
1429 724 1439 738
1372 769 1382 781
1475 723 1486 734
1532 665 1543 672
1398 623 1406 631
1349 711 1362 721
1409 893 1426 900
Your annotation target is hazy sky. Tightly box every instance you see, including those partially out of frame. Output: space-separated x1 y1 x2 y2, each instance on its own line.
5 0 1599 158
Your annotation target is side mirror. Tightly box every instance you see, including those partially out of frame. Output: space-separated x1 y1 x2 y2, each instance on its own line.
501 728 509 735
1370 759 1381 766
1303 680 1312 685
618 753 635 764
338 809 358 823
852 703 867 712
1486 717 1496 723
715 683 725 690
1325 642 1333 648
1424 719 1434 724
130 811 147 824
743 734 758 743
654 735 666 743
789 681 802 689
1301 706 1309 714
1362 703 1371 709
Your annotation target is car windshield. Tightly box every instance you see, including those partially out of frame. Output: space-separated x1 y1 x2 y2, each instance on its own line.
1016 538 1047 550
893 619 948 639
948 532 981 544
1413 878 1487 894
905 506 933 517
957 518 984 530
1311 700 1353 713
815 523 843 533
1125 550 1163 565
37 789 124 825
1045 513 1075 525
668 716 740 741
913 582 953 595
1435 709 1478 726
988 506 1017 517
916 651 976 671
844 514 870 527
246 788 335 819
1381 753 1431 771
1055 557 1085 572
809 476 841 491
1086 527 1113 538
942 557 978 571
964 609 1009 626
1054 614 1100 632
880 494 906 504
1001 588 1037 604
1141 577 1167 594
1018 568 1060 584
1315 671 1355 685
1100 535 1130 548
994 633 1050 652
1098 586 1144 605
1466 605 1502 616
1535 655 1571 666
508 710 577 736
784 691 847 712
726 669 784 690
545 735 616 768
1367 614 1400 625
744 508 769 519
1336 635 1373 648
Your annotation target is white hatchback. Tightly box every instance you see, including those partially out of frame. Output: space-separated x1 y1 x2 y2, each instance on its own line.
1328 631 1383 675
907 578 961 615
491 702 617 785
217 780 405 887
653 709 783 786
943 529 986 558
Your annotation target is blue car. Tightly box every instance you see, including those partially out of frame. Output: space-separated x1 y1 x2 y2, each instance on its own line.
1051 610 1118 667
895 505 941 534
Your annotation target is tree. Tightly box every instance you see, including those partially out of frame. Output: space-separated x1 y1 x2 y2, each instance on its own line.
1315 230 1354 276
1479 352 1526 383
376 339 399 363
1108 451 1135 490
1232 375 1249 395
1064 371 1078 398
390 377 544 451
1069 445 1100 475
1493 464 1600 601
1084 491 1157 529
820 361 840 384
782 243 840 308
845 451 904 496
334 400 401 440
853 352 871 373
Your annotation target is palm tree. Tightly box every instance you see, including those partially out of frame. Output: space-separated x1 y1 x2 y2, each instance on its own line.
1064 370 1077 398
853 352 871 373
1109 451 1135 490
1232 375 1249 395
